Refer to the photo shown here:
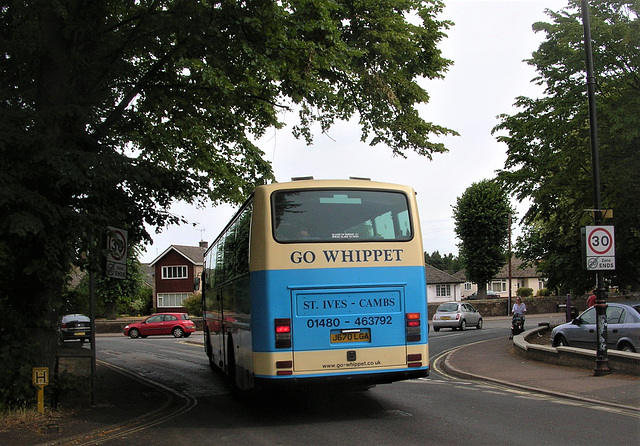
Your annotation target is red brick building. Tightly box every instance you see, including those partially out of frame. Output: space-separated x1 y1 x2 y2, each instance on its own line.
149 243 207 312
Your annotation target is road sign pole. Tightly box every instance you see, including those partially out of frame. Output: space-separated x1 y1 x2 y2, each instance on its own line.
89 235 96 405
581 0 610 376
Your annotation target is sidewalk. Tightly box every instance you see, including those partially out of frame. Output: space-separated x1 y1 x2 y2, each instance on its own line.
440 335 640 412
0 361 167 446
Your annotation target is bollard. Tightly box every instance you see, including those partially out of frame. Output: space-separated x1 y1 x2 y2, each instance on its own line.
566 294 572 322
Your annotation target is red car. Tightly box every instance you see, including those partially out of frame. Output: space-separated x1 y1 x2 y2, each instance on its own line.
123 313 196 339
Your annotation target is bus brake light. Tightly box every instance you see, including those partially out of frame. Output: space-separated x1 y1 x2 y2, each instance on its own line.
406 313 421 342
275 318 292 348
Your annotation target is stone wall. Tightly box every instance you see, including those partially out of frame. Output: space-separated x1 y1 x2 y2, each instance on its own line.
427 293 639 319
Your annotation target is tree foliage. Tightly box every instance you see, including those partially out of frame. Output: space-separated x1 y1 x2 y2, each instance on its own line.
453 180 513 296
424 250 462 273
65 252 152 318
493 0 640 294
0 0 455 407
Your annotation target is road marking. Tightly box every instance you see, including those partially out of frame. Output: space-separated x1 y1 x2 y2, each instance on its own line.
41 360 199 446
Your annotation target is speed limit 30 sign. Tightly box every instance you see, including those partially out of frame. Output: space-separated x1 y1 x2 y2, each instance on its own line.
106 226 128 279
585 226 615 270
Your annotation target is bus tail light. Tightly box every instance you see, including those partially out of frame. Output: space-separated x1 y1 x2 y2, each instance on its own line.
275 318 291 348
407 353 422 367
276 360 293 375
406 313 421 342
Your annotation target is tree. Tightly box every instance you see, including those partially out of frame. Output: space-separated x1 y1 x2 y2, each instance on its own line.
67 252 151 319
493 0 640 294
0 1 455 407
424 250 445 270
424 251 462 273
453 180 513 297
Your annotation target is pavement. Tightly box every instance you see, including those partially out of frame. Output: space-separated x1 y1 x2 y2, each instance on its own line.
440 333 640 412
3 320 639 445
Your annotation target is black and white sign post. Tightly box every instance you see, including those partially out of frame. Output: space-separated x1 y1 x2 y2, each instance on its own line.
584 225 615 376
581 1 610 376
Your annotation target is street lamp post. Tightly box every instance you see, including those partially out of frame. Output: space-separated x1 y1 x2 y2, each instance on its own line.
580 0 610 376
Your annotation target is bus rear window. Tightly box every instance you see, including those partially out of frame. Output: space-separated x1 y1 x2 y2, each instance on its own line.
272 190 413 243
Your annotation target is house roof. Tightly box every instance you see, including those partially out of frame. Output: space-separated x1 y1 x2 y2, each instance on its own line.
494 258 542 279
425 264 464 284
149 244 206 266
140 263 154 287
454 258 543 282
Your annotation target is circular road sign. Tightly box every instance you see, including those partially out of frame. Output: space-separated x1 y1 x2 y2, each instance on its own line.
107 228 127 262
586 226 614 256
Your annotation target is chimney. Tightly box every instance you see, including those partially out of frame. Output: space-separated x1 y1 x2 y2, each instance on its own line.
199 240 208 249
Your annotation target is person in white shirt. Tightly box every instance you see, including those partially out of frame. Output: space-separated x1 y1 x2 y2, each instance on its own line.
512 297 527 329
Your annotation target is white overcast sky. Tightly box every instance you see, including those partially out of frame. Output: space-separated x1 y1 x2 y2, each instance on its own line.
139 0 569 263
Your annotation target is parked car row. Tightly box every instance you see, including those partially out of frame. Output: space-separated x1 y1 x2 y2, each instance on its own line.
61 303 640 355
59 312 197 342
465 290 501 300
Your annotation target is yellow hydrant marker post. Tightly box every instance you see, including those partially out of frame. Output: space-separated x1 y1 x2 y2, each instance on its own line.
32 367 49 413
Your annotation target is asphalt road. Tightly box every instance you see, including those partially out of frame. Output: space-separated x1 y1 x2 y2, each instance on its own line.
94 317 639 445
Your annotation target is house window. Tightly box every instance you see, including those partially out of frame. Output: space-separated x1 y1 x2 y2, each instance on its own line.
436 284 451 297
538 279 546 289
162 265 188 279
464 282 472 291
157 293 190 307
490 280 507 292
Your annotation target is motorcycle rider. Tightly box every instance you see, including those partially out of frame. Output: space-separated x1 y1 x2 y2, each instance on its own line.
511 297 527 330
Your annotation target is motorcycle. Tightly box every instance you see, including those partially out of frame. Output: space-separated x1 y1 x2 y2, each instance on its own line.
509 313 525 339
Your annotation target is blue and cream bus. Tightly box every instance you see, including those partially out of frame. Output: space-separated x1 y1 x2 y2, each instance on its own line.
202 178 429 390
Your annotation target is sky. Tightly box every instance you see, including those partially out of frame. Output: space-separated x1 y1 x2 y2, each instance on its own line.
139 0 569 263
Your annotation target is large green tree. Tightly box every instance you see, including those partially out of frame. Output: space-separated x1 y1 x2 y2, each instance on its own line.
493 0 640 294
452 180 513 297
0 1 455 407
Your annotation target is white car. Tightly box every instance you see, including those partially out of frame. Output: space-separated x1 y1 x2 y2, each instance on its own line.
432 302 483 331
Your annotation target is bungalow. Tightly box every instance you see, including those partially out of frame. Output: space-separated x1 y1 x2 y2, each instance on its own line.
149 242 207 312
425 264 465 303
458 258 546 299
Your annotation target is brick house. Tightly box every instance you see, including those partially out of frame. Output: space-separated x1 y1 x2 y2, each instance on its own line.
149 243 207 312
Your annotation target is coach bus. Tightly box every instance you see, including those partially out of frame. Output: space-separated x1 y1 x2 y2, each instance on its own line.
202 178 429 391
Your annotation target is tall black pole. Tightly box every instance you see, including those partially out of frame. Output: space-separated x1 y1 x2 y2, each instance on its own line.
580 0 610 376
89 235 97 403
508 214 512 317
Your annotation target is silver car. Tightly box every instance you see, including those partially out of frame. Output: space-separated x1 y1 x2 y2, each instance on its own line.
432 302 483 332
550 302 640 352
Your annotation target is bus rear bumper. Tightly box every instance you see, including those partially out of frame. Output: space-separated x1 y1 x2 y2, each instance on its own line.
254 368 429 390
